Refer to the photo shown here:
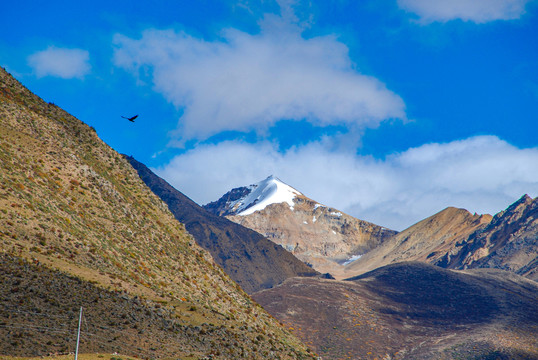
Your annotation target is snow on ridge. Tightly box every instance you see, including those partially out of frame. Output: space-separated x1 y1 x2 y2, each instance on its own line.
238 175 302 216
225 183 257 213
343 254 362 266
313 203 325 210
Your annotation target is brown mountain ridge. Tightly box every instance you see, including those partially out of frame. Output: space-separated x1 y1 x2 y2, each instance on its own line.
436 194 538 281
346 195 538 282
343 207 492 278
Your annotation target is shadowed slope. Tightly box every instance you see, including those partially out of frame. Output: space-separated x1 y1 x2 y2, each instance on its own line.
253 262 538 360
0 253 289 358
126 156 319 293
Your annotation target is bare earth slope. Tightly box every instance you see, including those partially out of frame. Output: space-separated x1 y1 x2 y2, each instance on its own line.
126 156 318 293
436 194 538 281
206 178 396 276
344 207 492 278
0 67 314 359
253 262 538 360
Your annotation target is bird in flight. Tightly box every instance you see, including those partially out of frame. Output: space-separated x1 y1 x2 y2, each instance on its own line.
122 114 138 122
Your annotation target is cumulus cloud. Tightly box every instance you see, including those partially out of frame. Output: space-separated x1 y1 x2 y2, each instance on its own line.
27 46 91 79
397 0 533 23
155 136 538 230
113 17 405 142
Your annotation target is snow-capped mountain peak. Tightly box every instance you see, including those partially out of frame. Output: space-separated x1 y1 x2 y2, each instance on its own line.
233 175 302 216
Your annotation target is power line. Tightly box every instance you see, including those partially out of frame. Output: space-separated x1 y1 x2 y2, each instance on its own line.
78 311 159 358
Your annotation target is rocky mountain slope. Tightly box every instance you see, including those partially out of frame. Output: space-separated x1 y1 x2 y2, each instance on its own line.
0 67 315 359
345 196 538 282
436 194 538 281
126 156 318 293
205 176 397 275
253 262 538 360
343 207 492 277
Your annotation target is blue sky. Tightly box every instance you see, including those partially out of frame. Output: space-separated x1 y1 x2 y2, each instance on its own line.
2 0 538 230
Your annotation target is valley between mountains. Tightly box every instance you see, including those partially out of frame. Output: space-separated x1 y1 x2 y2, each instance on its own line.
1 65 537 360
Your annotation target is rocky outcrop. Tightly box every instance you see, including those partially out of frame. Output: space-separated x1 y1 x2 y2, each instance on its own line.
435 195 538 281
344 207 492 277
203 185 252 216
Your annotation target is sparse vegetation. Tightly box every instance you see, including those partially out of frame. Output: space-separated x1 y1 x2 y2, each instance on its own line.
0 67 315 359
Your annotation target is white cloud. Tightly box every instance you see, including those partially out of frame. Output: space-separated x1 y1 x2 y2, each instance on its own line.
27 46 91 79
397 0 533 23
155 136 538 231
113 16 405 143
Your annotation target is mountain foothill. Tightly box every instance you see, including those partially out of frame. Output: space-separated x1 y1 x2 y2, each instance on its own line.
1 65 537 360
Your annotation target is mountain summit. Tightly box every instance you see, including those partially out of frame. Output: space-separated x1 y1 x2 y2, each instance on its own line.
204 175 302 216
205 177 396 276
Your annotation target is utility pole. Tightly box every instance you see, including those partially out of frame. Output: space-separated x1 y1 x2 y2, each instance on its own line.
75 307 82 360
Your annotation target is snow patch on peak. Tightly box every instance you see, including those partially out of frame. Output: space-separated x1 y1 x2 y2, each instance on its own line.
237 175 302 216
343 254 362 266
313 204 325 210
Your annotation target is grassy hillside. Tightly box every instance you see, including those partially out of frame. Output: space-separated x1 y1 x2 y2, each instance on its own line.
0 67 315 359
126 156 318 294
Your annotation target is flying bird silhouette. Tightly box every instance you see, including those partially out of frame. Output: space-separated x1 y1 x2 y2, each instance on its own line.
122 114 138 122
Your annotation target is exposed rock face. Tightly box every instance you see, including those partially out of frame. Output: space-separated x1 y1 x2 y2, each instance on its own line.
126 157 319 294
203 185 252 216
344 207 492 277
205 179 397 276
253 262 538 360
436 195 538 281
